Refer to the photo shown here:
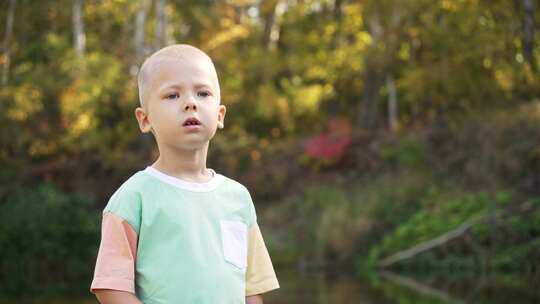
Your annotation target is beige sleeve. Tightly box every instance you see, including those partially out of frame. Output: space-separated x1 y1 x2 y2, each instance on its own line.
245 223 280 296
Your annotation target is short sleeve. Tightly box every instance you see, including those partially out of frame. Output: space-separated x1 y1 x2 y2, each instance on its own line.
103 186 142 234
245 223 279 296
242 187 257 228
90 212 139 294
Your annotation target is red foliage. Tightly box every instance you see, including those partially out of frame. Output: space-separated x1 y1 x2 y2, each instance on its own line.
304 117 352 162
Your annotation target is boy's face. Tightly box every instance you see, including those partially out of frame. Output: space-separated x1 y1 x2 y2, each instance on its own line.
135 55 226 152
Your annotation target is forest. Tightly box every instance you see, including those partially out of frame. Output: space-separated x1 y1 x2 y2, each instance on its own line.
0 0 539 303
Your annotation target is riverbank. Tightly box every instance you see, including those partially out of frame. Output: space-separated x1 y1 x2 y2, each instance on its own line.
259 104 540 275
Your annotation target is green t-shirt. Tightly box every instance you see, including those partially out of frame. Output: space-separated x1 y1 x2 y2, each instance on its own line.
103 166 257 304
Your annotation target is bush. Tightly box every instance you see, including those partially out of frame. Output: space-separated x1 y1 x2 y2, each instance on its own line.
0 184 100 295
263 171 430 269
375 191 504 257
379 135 427 169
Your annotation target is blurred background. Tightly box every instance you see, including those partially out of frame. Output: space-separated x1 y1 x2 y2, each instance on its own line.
0 0 539 303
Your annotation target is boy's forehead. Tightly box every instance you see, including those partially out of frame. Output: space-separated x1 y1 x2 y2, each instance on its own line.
138 44 220 105
146 56 217 87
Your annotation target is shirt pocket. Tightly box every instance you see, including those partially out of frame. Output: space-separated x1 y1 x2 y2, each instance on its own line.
220 220 248 271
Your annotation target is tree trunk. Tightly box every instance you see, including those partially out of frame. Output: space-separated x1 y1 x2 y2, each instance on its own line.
332 0 343 48
2 0 17 86
359 15 382 130
334 0 343 20
387 74 398 132
72 0 86 59
523 0 537 72
135 0 151 63
154 0 167 51
134 0 154 162
261 0 286 51
361 66 380 129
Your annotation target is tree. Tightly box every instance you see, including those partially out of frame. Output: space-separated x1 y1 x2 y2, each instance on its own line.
135 0 151 63
523 0 536 72
72 0 86 60
1 0 16 86
154 0 167 51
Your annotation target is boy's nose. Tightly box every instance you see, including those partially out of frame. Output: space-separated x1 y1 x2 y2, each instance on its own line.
182 96 197 111
184 103 197 111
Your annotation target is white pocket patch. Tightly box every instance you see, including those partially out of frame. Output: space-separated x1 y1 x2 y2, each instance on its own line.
220 220 248 270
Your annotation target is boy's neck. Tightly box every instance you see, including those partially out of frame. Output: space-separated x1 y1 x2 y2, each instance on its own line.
151 142 213 183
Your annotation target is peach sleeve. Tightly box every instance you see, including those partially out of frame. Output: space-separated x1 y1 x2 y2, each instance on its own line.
90 211 138 294
245 223 280 296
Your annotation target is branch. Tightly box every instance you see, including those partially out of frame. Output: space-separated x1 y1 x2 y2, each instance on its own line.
381 271 466 304
378 215 490 268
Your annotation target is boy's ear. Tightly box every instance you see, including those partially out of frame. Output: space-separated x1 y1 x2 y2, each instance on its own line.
135 107 153 133
217 105 226 129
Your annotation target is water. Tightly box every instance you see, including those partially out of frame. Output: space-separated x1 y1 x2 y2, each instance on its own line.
1 269 538 303
264 269 540 304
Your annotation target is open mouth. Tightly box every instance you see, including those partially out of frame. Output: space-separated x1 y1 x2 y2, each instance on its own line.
183 117 201 126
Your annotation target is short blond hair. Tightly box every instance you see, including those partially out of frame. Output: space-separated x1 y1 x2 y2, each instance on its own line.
137 44 220 107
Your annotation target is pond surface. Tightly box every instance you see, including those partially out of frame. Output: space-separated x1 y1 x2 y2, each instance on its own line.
1 269 538 303
265 269 540 304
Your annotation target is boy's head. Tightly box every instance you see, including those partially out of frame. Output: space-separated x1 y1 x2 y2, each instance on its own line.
135 44 226 152
137 44 221 107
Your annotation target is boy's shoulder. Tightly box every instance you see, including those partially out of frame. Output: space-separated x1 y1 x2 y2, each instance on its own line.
218 173 251 194
102 171 148 232
117 170 148 189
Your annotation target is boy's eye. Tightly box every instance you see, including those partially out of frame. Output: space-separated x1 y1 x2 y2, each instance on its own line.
165 93 179 100
197 91 211 98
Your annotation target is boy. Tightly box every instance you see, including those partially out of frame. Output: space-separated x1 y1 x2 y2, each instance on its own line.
90 44 279 304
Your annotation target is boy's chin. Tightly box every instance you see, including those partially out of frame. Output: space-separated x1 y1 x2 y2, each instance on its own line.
168 139 211 151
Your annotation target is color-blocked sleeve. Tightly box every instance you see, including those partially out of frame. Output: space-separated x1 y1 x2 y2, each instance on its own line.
241 186 257 228
90 212 138 294
245 223 279 296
